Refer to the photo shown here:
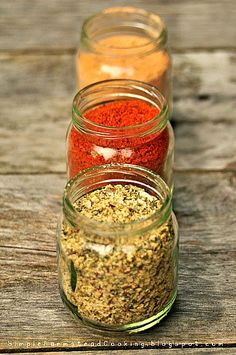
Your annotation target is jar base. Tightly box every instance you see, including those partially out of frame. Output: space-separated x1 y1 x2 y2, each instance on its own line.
59 287 177 334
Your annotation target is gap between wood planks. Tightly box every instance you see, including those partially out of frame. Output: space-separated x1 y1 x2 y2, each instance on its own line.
1 47 236 56
0 343 235 354
0 169 235 176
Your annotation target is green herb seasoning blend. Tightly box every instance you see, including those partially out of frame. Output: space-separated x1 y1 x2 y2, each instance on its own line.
57 164 178 333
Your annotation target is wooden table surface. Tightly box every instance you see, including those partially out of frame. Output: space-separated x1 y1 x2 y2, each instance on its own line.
0 0 236 354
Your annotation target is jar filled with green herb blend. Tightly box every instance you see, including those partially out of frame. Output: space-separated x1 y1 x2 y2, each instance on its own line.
57 164 178 333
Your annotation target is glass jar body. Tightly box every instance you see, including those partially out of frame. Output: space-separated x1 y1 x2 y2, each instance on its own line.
77 7 172 105
67 122 174 188
58 213 178 333
66 79 174 189
57 165 178 333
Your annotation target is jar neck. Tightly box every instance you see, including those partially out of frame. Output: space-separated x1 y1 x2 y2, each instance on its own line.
81 7 167 56
72 79 169 140
63 164 172 236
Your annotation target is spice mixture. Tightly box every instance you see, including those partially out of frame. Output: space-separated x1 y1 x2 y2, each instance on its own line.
59 184 177 326
67 99 170 180
77 34 170 101
85 99 159 127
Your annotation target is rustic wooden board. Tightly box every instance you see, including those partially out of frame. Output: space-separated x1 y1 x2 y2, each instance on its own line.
4 349 236 355
1 173 236 253
1 103 236 173
175 121 236 171
0 236 235 350
1 51 235 99
1 107 236 173
1 0 236 51
1 1 235 353
173 52 236 98
174 97 236 123
0 173 235 351
0 52 235 174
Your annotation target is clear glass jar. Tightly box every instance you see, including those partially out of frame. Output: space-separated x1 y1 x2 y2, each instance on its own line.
66 79 174 189
57 164 178 333
77 7 172 106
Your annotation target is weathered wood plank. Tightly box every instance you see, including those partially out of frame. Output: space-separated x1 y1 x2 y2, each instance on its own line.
2 348 235 354
0 1 235 352
0 174 235 349
0 0 236 51
174 97 236 123
1 104 236 173
0 172 235 350
0 243 235 349
0 96 70 174
1 101 236 173
0 52 235 174
1 173 236 253
173 52 236 98
0 175 65 252
1 174 234 352
0 51 235 99
175 120 236 171
0 53 75 99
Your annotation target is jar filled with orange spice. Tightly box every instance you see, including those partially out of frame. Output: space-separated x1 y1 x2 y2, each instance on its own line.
77 7 172 107
66 79 174 189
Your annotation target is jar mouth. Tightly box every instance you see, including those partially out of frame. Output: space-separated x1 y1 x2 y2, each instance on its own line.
81 7 167 56
72 79 169 139
63 164 172 236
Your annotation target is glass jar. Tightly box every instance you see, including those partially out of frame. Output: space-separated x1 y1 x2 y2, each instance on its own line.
77 7 172 106
66 79 174 189
57 164 178 333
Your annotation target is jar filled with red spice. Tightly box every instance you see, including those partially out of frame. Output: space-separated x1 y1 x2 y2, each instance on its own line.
66 79 174 188
77 7 172 107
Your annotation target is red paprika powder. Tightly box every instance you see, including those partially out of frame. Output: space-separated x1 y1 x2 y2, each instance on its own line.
67 80 174 187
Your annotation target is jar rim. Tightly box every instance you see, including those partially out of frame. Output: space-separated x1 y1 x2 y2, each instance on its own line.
72 79 169 139
81 7 167 56
63 164 172 236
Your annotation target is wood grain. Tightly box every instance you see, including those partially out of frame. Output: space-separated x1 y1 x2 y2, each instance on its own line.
0 52 235 174
1 173 236 253
0 236 235 349
1 102 236 173
0 0 236 51
175 120 236 170
1 51 235 99
1 1 236 352
174 97 236 123
3 349 235 355
0 173 235 350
